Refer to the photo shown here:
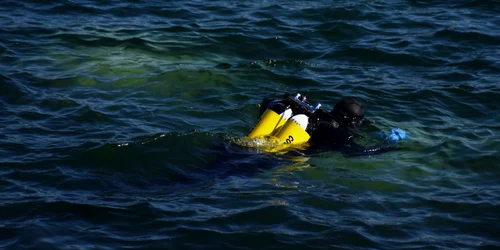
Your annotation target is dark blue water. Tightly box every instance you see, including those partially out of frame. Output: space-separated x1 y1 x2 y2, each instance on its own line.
1 1 499 249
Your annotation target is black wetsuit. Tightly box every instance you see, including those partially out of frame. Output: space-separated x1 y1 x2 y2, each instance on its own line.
259 95 398 156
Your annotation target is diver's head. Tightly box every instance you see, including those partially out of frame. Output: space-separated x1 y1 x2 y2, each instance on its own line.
330 97 365 127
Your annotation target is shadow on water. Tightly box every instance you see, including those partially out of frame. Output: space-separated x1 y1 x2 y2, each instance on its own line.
64 131 296 193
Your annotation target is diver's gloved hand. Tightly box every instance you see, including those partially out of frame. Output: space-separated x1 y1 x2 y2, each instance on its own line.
387 128 408 141
375 128 408 142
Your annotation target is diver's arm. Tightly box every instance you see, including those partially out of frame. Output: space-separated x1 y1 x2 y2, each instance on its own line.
345 127 408 156
309 121 401 156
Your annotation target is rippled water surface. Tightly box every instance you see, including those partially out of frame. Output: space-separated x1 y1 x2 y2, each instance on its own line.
1 1 499 249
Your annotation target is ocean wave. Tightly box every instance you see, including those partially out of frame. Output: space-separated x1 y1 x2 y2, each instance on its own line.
433 28 500 45
322 46 443 67
1 0 499 249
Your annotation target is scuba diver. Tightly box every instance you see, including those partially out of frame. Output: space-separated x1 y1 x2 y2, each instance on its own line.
153 92 409 187
246 93 407 156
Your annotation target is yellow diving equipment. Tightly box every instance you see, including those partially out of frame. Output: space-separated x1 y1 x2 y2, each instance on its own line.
244 93 321 152
273 114 310 145
247 108 292 138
